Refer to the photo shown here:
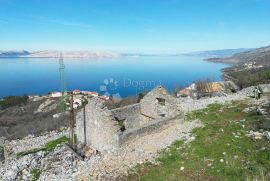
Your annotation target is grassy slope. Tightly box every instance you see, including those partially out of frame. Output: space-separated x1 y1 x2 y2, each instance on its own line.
125 101 270 181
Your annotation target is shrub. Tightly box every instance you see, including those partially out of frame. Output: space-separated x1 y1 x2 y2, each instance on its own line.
0 95 28 110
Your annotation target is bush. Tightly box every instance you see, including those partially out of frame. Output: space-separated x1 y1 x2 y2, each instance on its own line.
194 78 213 98
0 95 28 109
234 68 270 89
137 90 149 102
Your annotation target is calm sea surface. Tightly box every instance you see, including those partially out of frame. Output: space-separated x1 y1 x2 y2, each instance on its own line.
0 56 229 98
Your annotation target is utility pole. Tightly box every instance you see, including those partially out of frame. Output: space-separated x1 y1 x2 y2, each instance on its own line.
82 96 88 146
69 92 75 148
59 53 66 112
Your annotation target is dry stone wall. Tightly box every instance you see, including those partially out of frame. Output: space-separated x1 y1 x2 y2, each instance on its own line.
76 86 184 152
76 97 120 151
140 86 181 119
111 104 141 129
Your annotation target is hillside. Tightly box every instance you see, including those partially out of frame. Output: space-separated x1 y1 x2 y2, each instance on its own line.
0 50 30 57
1 87 269 180
218 46 270 89
206 45 270 65
0 50 120 59
184 48 252 58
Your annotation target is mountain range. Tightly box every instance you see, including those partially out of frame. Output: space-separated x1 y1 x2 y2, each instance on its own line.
0 50 119 58
205 45 270 66
184 48 253 58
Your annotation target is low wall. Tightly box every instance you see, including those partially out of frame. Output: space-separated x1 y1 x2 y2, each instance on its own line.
119 113 184 145
111 104 141 129
259 84 270 93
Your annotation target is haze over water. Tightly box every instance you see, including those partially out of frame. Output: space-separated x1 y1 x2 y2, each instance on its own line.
0 56 229 98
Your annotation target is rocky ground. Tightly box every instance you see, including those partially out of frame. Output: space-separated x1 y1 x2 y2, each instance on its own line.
0 95 69 140
177 86 255 113
0 86 268 181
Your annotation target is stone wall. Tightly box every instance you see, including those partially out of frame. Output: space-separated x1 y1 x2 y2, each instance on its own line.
76 97 120 151
76 86 184 152
119 115 184 145
259 84 270 93
140 86 181 119
111 104 141 129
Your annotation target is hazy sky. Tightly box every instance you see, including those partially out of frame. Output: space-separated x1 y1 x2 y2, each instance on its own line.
0 0 270 53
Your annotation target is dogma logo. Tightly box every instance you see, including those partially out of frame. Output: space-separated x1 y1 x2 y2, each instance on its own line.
100 78 122 100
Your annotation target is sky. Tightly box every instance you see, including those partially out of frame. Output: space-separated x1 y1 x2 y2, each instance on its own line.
0 0 270 53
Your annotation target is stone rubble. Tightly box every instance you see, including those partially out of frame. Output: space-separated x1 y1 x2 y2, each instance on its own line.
177 86 255 113
5 129 69 155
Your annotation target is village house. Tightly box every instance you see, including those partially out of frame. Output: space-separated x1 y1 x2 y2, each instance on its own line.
99 95 110 100
73 89 81 95
177 81 238 98
82 91 99 97
50 92 62 98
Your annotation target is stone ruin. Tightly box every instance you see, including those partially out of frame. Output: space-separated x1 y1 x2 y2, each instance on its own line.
76 86 183 151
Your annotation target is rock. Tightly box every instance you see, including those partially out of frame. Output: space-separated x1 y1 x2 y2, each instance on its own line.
84 148 97 157
53 113 60 118
264 131 270 140
0 136 6 145
5 168 17 180
242 107 256 113
253 132 264 140
246 131 264 140
37 151 46 158
30 158 38 168
22 168 29 175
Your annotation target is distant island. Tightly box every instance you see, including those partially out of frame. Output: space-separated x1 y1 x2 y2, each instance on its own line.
0 50 120 59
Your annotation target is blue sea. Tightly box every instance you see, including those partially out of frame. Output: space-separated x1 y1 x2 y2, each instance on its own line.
0 56 229 98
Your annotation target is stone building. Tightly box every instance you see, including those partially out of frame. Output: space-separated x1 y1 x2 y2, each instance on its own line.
76 86 183 151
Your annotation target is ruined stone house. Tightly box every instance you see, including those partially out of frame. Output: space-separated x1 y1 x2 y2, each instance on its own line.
76 86 183 151
178 81 239 98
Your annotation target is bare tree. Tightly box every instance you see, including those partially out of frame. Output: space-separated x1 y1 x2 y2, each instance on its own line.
194 78 213 98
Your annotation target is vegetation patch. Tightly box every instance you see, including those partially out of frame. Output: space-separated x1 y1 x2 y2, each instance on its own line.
0 95 28 110
43 135 69 152
30 169 41 181
16 148 44 157
231 67 270 89
125 101 270 180
16 136 69 157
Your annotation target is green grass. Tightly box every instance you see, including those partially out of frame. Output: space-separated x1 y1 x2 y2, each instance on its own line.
16 136 69 157
16 148 45 157
125 101 270 181
30 169 41 181
43 135 69 152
